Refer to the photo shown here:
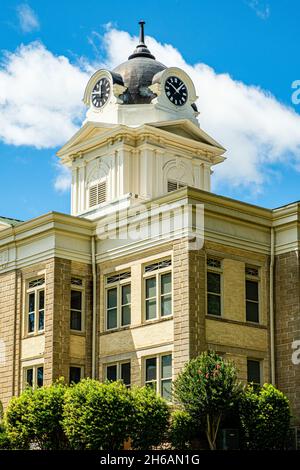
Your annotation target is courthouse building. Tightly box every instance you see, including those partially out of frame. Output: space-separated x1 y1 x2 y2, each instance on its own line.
0 23 299 430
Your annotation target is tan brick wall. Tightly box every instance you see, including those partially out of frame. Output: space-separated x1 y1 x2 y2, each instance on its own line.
275 251 300 425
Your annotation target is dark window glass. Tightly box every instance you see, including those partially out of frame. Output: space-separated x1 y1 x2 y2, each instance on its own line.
28 292 35 333
39 290 44 309
69 367 81 384
38 311 45 331
121 362 131 387
246 281 258 301
70 310 82 331
121 285 131 326
146 357 157 382
71 290 82 310
38 290 45 331
106 365 117 382
247 360 261 385
161 354 172 399
207 293 221 316
107 288 117 309
246 280 259 323
37 366 44 387
26 368 33 387
28 313 35 333
246 302 259 323
207 272 221 294
28 292 35 312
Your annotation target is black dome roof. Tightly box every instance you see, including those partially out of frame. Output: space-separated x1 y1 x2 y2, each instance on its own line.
112 21 166 104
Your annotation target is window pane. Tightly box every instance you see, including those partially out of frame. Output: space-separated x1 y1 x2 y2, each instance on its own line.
70 310 82 330
161 295 172 317
39 290 45 310
26 368 33 387
207 293 221 316
246 301 259 323
122 285 131 305
38 310 44 331
28 292 35 313
146 299 156 320
71 290 82 310
247 360 261 385
121 362 131 387
121 305 131 326
207 272 221 294
107 288 117 309
146 277 156 298
69 367 81 384
146 357 157 382
161 379 172 400
246 280 259 301
161 273 171 295
28 312 35 333
107 365 117 382
37 367 44 387
146 381 157 391
161 355 172 379
107 308 117 329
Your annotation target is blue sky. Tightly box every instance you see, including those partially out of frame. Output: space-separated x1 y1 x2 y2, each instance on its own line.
0 0 300 221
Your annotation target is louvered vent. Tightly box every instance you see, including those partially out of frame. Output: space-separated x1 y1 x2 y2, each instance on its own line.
167 180 186 192
89 181 107 208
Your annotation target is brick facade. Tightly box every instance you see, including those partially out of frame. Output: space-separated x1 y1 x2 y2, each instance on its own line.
275 251 300 425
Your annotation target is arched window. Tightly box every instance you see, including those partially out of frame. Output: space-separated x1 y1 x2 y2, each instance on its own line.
86 160 110 209
163 159 193 193
89 179 107 207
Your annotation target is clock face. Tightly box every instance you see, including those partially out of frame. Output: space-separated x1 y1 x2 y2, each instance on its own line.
164 76 188 106
91 77 111 108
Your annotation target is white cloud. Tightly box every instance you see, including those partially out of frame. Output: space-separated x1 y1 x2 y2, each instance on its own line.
17 4 40 33
246 0 270 20
1 27 300 195
102 28 300 190
54 163 71 193
0 41 88 148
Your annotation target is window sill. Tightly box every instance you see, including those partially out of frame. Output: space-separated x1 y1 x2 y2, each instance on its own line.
22 331 45 340
70 330 86 336
205 315 267 329
100 316 173 335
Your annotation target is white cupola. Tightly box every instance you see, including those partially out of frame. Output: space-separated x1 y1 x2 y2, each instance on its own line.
57 22 226 221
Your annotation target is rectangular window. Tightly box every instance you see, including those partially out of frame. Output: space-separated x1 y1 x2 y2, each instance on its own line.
145 354 172 400
26 278 45 335
70 289 83 331
144 259 172 321
105 273 131 330
69 366 82 384
247 359 261 387
106 361 131 388
245 266 260 323
207 258 222 316
89 181 107 208
23 365 44 389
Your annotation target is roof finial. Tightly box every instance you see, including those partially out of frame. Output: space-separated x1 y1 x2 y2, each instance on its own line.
139 20 145 44
128 20 155 60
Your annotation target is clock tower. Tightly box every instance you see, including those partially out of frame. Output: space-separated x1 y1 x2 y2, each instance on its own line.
57 22 226 220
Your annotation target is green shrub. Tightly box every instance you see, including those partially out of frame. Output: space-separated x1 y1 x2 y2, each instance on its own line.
63 379 134 450
130 386 170 450
239 383 291 450
174 351 242 450
169 410 197 449
5 380 67 450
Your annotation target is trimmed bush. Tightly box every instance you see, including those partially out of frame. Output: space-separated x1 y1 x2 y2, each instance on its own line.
5 380 67 450
239 383 291 450
130 386 170 450
63 379 134 450
169 410 197 449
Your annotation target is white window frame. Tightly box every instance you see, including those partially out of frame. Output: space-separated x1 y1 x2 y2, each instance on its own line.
25 278 45 336
105 361 131 388
143 353 173 401
105 275 131 331
143 260 172 322
247 358 262 387
245 266 260 324
206 257 223 317
23 364 44 390
70 279 85 333
69 365 84 384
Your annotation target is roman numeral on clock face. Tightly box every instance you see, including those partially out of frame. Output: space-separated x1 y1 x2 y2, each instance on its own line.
164 76 188 106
